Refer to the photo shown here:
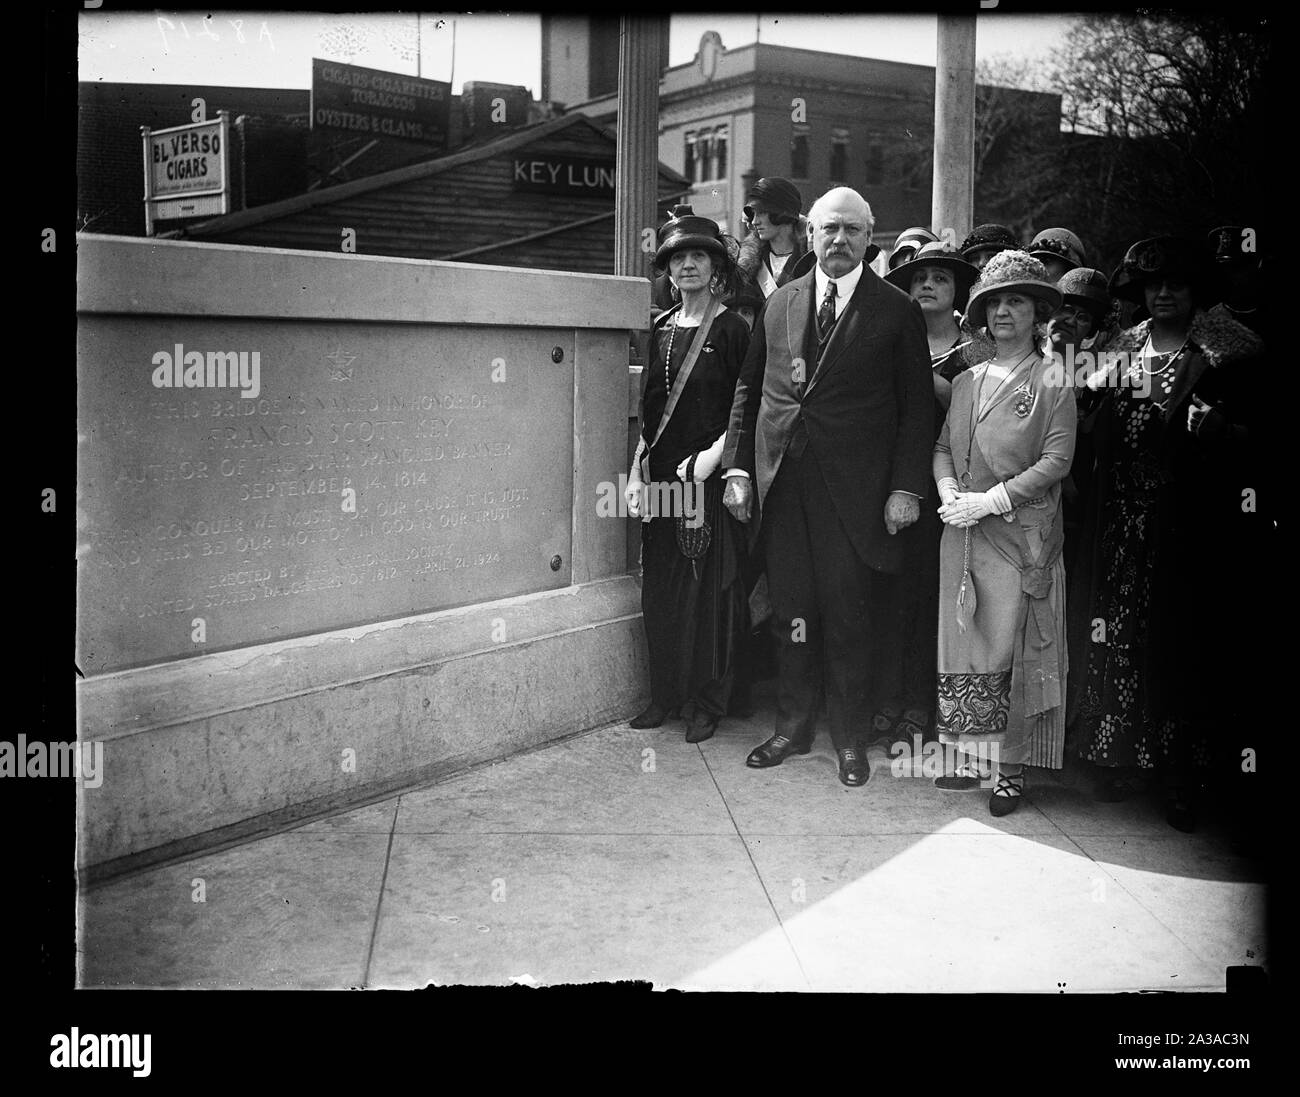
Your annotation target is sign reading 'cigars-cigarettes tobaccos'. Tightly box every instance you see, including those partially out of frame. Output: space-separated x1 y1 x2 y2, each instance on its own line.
310 57 450 147
76 319 573 674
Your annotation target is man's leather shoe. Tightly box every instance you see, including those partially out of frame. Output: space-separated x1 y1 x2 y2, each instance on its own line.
629 703 668 729
746 734 811 768
685 710 718 744
837 747 870 787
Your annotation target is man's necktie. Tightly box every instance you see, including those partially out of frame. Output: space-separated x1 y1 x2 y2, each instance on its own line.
817 279 838 342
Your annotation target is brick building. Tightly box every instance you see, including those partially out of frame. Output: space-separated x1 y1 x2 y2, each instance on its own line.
555 28 1061 249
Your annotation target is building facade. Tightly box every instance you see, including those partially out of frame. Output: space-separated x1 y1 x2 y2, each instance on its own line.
562 33 1060 250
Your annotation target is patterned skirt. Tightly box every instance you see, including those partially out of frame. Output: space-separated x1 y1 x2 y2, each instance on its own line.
935 522 1067 769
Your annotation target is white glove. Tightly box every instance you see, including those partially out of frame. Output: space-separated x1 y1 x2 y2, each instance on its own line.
938 487 1011 528
676 432 727 482
937 476 960 507
625 473 644 518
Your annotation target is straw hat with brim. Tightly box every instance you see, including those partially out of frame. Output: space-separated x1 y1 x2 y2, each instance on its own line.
653 205 728 270
1108 235 1212 304
963 249 1062 326
886 240 979 310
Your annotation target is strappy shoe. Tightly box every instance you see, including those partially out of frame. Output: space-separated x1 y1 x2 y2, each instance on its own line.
934 755 990 791
988 770 1025 817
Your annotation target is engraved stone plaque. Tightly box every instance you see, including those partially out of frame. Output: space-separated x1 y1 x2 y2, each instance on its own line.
77 317 575 673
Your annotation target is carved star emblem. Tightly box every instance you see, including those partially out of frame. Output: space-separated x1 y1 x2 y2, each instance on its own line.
325 347 357 381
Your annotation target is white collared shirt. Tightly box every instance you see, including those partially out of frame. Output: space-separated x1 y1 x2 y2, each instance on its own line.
724 257 921 498
757 250 793 298
813 260 864 321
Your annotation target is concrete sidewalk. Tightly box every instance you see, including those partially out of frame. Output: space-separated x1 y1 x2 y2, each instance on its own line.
78 689 1267 991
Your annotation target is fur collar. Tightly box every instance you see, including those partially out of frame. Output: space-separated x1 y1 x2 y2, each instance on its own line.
1104 309 1263 370
737 222 809 281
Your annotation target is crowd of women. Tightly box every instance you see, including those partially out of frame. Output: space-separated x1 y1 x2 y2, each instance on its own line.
626 175 1270 835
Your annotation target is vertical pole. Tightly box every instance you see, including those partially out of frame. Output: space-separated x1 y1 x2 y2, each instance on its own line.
140 126 154 236
449 19 457 92
614 16 662 280
218 110 232 216
932 15 976 246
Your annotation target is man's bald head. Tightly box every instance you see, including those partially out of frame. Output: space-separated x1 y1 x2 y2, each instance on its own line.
807 187 875 277
808 187 874 232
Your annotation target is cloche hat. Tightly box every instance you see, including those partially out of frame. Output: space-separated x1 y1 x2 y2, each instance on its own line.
959 223 1018 262
1028 227 1086 271
1056 267 1110 319
888 226 940 271
742 176 802 222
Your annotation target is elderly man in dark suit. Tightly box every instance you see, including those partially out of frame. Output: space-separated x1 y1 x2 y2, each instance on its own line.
722 186 933 787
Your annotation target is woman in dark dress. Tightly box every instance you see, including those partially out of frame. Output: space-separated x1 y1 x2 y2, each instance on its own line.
625 207 752 742
1067 237 1265 831
871 241 978 747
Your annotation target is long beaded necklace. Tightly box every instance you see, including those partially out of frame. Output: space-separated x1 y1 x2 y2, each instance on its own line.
663 314 679 393
954 344 1037 624
662 306 703 391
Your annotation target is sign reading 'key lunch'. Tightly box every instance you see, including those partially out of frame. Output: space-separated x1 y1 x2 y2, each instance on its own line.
310 58 450 148
512 155 616 197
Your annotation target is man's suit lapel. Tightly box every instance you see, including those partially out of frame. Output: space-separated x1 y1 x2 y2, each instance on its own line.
805 266 880 399
784 271 814 384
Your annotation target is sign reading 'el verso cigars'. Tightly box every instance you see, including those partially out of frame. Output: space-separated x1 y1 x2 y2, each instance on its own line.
76 319 574 674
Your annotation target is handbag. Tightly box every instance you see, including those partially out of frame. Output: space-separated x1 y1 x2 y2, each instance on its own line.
675 453 712 559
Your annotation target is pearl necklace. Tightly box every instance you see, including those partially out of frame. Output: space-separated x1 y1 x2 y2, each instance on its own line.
664 314 681 392
1139 332 1188 375
664 307 705 391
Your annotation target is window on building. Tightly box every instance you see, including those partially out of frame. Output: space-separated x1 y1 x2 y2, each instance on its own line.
790 124 810 179
711 125 728 181
829 128 850 184
865 143 884 186
684 131 698 183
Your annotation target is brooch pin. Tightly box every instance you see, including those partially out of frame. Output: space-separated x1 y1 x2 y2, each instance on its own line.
1012 384 1034 418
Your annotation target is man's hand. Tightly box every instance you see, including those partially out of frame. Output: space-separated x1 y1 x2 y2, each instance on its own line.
723 475 752 523
884 491 920 535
